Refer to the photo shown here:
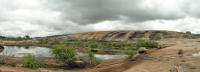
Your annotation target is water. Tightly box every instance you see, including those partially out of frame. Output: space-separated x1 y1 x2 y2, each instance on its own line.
0 46 127 60
0 46 53 57
78 53 127 61
192 52 200 57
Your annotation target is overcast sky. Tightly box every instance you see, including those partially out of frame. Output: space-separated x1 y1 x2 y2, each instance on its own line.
0 0 200 37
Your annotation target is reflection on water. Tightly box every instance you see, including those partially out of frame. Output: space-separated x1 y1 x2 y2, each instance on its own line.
78 53 127 61
95 54 127 60
0 46 127 60
192 52 200 57
0 46 53 57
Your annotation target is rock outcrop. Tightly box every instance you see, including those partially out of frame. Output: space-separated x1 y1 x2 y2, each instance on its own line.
0 45 3 49
0 45 4 52
43 30 195 41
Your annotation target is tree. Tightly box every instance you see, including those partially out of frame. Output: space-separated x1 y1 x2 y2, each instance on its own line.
24 35 31 39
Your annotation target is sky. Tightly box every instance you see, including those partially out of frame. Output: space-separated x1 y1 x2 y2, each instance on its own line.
0 0 200 37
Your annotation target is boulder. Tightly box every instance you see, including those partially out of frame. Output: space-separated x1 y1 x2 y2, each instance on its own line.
178 49 184 58
186 31 191 35
0 45 4 52
138 47 148 54
0 45 3 49
67 60 86 68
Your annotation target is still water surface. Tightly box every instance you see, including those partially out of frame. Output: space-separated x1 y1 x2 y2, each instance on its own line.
0 46 127 60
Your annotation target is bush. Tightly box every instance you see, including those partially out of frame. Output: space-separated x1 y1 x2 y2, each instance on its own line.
88 51 95 60
0 55 6 65
88 51 96 65
51 39 61 45
38 39 48 44
52 44 77 64
135 40 159 49
124 49 137 59
89 43 98 48
22 54 41 68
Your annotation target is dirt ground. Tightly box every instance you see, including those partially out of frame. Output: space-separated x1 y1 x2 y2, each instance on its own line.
1 38 200 72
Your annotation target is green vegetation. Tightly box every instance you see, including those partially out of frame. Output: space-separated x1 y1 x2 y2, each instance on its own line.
0 35 31 41
24 35 31 40
0 56 6 65
38 39 49 44
38 39 61 45
124 49 137 59
51 39 61 45
52 44 78 65
88 51 96 65
0 33 160 69
22 54 41 68
135 40 159 49
63 40 134 50
39 39 159 55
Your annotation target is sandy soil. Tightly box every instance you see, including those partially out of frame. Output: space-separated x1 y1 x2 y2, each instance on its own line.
1 38 200 72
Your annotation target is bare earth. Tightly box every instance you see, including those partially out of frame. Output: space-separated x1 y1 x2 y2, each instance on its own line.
1 38 200 72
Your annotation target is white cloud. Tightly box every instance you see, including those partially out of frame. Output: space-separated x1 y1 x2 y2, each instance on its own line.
91 17 200 34
0 0 200 37
0 0 63 37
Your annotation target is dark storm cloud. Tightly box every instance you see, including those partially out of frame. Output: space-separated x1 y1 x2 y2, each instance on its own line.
1 0 200 37
48 0 187 24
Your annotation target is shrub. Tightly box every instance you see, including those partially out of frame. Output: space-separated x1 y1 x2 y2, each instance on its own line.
88 51 95 60
0 55 6 65
124 49 137 59
89 43 98 48
135 40 159 49
51 39 61 45
88 51 96 65
38 39 48 44
52 44 77 64
24 35 31 40
22 54 41 68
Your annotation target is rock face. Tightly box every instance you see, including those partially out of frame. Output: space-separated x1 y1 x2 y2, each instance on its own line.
138 47 148 54
0 45 3 49
0 45 4 52
43 30 194 41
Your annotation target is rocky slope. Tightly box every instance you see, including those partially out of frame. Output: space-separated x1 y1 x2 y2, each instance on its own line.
40 30 197 41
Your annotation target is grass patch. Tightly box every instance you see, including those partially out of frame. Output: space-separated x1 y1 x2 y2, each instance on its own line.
135 40 159 49
22 54 41 68
88 51 97 66
124 49 137 59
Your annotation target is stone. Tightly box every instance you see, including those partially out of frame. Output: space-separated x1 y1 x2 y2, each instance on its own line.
0 45 4 52
138 47 148 54
0 45 4 49
67 60 86 68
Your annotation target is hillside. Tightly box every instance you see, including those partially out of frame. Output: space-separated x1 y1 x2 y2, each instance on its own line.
42 30 196 41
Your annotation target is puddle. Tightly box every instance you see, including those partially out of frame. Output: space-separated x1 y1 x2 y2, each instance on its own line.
192 52 200 57
78 53 127 61
95 54 127 60
0 46 53 57
0 46 127 60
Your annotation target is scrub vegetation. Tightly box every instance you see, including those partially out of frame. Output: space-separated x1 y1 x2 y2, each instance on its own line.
0 36 160 69
52 44 78 67
135 40 159 48
22 54 41 68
